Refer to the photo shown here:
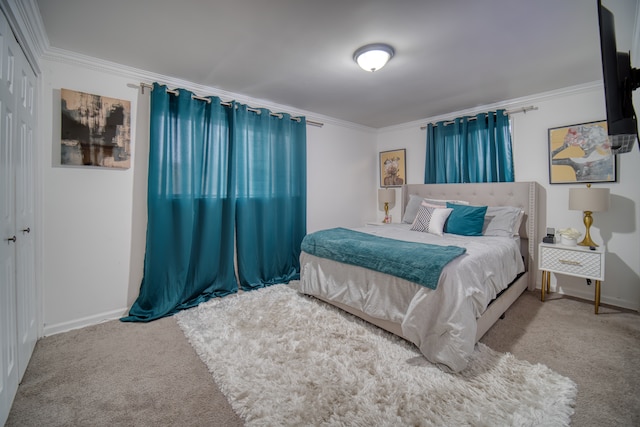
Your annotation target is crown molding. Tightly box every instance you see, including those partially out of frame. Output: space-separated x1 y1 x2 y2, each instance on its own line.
379 81 604 134
42 38 606 136
0 0 373 132
42 45 375 133
4 0 607 135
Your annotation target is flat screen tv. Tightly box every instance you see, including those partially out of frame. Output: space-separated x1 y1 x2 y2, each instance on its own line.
598 0 639 154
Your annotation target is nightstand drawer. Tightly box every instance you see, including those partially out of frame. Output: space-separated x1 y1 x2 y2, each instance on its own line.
540 247 602 279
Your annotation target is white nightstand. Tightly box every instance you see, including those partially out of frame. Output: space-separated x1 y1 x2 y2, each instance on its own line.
538 242 605 314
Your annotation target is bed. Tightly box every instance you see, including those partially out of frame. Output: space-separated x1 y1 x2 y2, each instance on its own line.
296 182 541 372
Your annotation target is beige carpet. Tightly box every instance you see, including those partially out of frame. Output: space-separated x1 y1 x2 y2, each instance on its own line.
481 291 640 427
6 289 640 426
5 315 243 427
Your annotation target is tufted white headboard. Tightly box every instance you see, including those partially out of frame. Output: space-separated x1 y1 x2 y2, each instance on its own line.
401 182 542 290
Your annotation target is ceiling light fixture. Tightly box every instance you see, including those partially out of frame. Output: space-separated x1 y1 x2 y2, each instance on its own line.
353 43 395 72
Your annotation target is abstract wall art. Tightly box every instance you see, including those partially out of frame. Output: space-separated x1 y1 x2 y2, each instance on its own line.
61 88 131 169
548 120 616 184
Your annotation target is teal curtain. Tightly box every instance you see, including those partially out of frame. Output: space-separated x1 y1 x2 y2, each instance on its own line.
232 104 307 290
424 109 514 183
122 84 237 322
122 84 307 322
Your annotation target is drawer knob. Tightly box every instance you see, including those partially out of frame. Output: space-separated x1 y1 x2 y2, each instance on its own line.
559 259 581 266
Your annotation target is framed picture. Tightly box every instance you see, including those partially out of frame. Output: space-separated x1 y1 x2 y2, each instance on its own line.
548 120 616 184
61 88 131 169
380 149 406 187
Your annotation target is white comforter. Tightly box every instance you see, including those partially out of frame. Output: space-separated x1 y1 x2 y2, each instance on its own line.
297 223 525 372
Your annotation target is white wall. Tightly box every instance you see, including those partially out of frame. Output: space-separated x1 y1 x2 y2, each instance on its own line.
40 60 640 337
376 84 640 311
38 0 640 333
306 123 378 232
40 58 378 335
513 87 640 310
41 61 139 333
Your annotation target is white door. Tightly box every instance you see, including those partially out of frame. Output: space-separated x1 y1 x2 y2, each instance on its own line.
0 12 20 422
15 47 37 380
0 10 37 424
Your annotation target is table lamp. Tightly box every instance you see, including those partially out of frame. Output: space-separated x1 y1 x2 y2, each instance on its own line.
568 184 610 247
378 188 396 223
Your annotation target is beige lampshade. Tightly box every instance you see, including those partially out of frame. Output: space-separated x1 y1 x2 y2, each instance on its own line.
569 187 610 212
378 188 396 207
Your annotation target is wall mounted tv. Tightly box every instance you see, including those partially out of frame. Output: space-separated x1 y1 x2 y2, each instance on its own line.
598 0 639 154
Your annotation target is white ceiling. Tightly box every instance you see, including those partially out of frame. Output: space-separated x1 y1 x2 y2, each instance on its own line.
34 0 638 128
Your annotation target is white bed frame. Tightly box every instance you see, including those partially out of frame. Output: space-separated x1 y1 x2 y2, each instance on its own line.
315 181 541 342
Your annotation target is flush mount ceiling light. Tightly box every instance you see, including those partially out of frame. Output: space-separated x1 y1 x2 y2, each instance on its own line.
353 43 395 72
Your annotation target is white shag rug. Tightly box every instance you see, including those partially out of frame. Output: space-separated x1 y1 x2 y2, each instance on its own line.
176 284 576 426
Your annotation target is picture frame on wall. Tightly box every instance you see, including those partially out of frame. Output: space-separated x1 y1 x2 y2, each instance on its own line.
61 88 132 169
380 149 406 187
548 120 616 184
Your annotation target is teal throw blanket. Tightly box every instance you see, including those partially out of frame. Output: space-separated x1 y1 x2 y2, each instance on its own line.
301 227 466 290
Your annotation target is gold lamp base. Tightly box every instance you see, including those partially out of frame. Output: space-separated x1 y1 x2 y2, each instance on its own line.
383 202 389 223
578 210 598 247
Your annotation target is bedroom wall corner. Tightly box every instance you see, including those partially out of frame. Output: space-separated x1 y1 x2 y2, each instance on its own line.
375 124 425 223
306 123 378 233
38 57 379 334
512 86 640 311
376 85 640 312
40 59 138 334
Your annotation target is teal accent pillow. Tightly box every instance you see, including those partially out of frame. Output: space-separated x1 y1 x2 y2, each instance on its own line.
445 203 488 236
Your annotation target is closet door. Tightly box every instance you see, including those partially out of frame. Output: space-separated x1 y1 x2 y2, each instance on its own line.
0 10 37 423
0 13 20 421
15 44 37 381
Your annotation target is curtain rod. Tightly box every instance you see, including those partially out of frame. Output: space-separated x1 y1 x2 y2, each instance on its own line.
419 106 538 130
139 82 324 127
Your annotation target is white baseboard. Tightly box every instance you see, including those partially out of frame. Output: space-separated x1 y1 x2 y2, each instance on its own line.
535 283 639 312
42 307 129 337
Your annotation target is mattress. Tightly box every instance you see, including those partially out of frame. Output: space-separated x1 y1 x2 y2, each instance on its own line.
297 223 525 372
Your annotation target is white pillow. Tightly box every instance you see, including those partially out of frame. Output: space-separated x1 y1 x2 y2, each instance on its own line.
402 194 426 224
410 203 453 236
513 210 525 236
403 196 468 224
483 206 524 237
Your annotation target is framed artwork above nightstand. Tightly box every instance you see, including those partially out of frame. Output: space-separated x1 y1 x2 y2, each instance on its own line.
548 121 616 184
379 149 406 187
